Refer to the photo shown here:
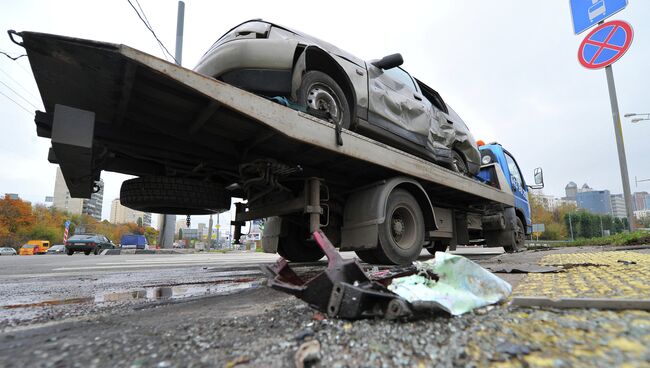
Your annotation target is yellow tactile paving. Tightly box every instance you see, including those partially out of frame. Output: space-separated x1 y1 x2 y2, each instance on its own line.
466 309 650 367
513 251 650 299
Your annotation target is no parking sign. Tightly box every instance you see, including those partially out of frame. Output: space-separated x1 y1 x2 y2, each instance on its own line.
578 20 633 69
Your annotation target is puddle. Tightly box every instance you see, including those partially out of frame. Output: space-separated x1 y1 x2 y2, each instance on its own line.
2 277 262 310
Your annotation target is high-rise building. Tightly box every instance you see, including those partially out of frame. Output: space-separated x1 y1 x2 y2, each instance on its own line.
109 198 151 226
52 168 103 220
576 190 612 215
4 193 20 200
633 192 649 211
610 194 627 219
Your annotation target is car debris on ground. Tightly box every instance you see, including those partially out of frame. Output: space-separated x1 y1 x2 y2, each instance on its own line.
263 231 512 319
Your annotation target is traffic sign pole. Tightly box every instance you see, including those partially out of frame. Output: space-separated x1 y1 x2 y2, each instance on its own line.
604 64 636 230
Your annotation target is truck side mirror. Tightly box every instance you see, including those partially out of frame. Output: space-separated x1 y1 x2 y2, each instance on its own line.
534 167 543 185
527 167 544 189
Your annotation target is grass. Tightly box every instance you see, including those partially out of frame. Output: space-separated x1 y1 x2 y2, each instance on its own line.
562 231 650 247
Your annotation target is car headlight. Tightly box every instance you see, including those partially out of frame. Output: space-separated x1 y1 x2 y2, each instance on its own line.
481 155 492 165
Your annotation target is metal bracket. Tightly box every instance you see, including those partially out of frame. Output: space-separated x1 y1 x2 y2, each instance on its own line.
262 230 412 319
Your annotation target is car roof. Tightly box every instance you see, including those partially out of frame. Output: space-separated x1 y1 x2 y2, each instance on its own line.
210 19 365 68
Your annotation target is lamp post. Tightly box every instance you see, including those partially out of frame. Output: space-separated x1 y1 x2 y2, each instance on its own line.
625 112 650 124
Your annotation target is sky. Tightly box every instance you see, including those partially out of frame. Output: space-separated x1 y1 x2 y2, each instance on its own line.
1 0 649 229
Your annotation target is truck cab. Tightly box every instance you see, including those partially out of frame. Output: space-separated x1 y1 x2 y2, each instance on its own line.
477 142 543 239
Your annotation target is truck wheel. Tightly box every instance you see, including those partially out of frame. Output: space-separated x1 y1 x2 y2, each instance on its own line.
374 189 425 265
297 71 351 130
120 176 231 215
277 221 324 262
355 249 380 264
426 240 449 255
506 218 526 253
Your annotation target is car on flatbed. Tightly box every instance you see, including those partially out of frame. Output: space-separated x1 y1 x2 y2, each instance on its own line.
195 20 480 176
65 234 116 255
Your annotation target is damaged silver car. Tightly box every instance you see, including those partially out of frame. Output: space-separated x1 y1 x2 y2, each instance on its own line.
195 20 480 175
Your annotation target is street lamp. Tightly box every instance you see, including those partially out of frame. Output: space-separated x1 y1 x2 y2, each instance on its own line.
625 112 650 123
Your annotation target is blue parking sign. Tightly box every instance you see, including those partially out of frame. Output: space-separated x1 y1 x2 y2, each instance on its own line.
570 0 628 34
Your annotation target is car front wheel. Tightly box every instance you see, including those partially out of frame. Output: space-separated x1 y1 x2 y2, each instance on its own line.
297 71 351 130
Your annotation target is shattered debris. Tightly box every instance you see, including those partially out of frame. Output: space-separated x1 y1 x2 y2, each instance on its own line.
388 252 512 316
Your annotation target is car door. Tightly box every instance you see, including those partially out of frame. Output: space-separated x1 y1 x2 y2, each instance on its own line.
367 65 432 147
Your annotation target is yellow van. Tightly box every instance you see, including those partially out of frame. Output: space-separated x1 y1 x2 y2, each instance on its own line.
19 240 51 255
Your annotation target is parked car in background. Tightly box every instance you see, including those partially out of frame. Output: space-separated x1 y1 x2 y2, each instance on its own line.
0 247 17 256
65 234 116 255
19 240 50 255
120 234 148 250
194 20 480 176
46 244 66 254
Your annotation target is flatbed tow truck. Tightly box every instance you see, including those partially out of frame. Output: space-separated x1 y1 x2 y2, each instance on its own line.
12 30 542 266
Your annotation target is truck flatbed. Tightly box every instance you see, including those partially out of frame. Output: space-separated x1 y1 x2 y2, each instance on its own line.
19 31 513 209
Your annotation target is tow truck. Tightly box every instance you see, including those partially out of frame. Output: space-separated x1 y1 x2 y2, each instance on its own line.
12 30 543 265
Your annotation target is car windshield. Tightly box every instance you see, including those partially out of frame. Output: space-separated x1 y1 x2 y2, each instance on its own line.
21 244 36 248
68 235 96 241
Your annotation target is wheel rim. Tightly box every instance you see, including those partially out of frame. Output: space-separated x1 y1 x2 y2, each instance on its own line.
452 152 468 175
306 83 341 124
390 206 417 250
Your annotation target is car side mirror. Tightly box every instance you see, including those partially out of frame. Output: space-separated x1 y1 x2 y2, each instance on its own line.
372 53 403 70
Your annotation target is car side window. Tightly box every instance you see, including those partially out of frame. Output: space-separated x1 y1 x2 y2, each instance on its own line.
382 67 417 92
504 153 524 189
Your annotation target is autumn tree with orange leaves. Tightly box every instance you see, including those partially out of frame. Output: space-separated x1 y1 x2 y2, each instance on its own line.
0 195 158 248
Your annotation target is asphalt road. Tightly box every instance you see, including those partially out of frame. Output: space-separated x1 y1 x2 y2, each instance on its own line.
3 246 645 367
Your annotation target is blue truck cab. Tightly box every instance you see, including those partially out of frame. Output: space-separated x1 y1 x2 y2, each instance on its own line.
477 142 544 250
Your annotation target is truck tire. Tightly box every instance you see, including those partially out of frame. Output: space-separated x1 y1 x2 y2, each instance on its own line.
277 220 324 262
120 176 231 215
425 240 449 255
505 217 526 253
355 249 381 264
297 71 351 130
373 189 425 265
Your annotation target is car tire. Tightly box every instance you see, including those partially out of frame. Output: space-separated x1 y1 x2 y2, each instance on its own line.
277 219 324 262
84 250 91 256
66 249 73 256
297 71 351 130
120 176 231 215
373 189 425 265
451 150 470 176
94 247 101 255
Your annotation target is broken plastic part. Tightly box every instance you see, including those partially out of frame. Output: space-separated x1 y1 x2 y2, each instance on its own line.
261 230 412 319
